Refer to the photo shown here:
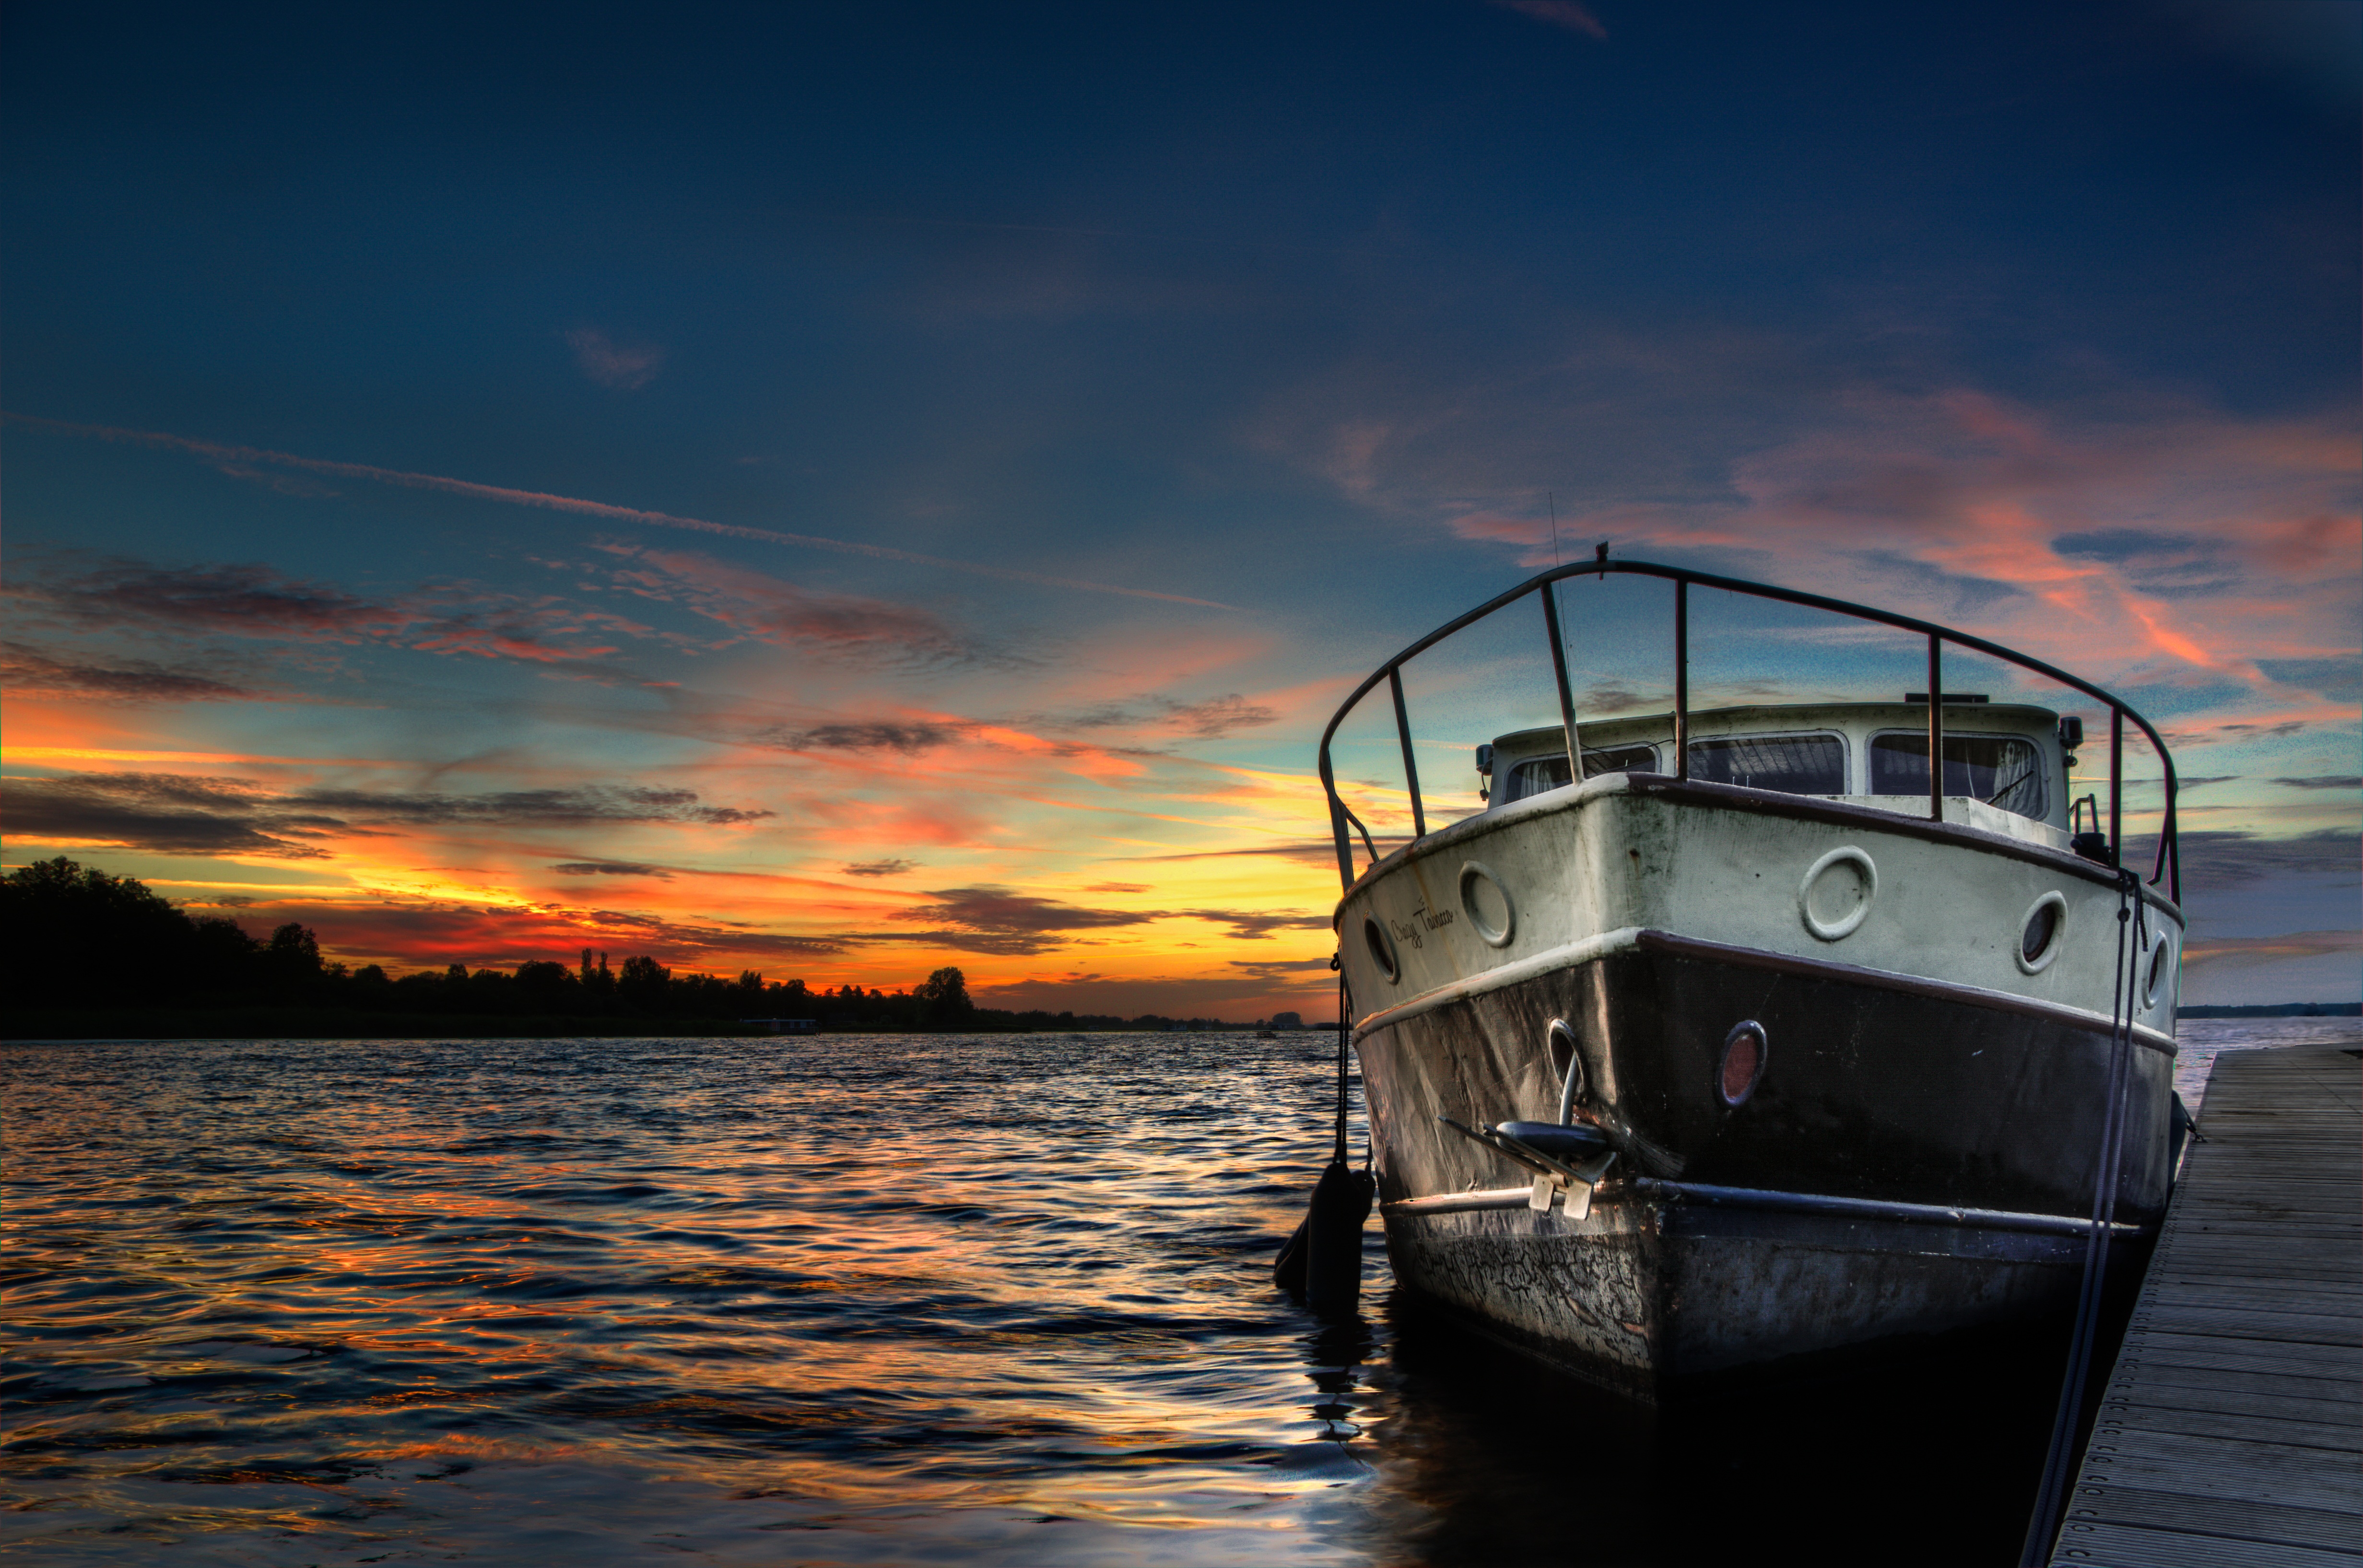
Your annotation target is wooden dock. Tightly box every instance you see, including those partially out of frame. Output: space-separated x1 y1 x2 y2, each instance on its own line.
2048 1041 2362 1568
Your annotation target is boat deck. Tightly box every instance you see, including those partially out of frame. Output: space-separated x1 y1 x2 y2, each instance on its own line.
2047 1040 2362 1567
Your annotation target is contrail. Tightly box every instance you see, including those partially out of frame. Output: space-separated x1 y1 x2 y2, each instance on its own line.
3 411 1237 610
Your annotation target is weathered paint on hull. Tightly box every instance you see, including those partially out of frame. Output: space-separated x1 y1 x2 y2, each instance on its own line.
1361 945 2171 1400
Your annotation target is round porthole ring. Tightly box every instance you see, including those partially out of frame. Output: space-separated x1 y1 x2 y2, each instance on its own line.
1458 860 1516 948
1716 1019 1768 1108
2143 930 2173 1008
2016 891 2069 975
1363 917 1400 984
1797 846 1878 942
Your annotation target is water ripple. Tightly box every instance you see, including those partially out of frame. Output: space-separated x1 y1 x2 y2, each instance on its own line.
6 1026 2333 1563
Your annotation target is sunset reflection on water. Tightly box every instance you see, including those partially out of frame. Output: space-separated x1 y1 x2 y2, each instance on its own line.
3 1035 1389 1564
8 1027 2332 1565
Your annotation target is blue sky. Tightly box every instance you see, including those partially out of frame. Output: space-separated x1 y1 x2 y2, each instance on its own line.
4 1 2356 1009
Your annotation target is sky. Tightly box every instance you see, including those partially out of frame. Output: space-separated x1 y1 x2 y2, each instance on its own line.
3 0 2357 1014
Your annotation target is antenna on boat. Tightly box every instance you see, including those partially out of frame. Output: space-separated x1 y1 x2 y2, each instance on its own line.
1547 491 1562 567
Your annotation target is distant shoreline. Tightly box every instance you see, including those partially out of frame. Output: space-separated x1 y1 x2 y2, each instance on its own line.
2176 1003 2361 1019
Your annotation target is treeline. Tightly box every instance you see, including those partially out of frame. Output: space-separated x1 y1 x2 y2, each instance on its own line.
0 858 1246 1034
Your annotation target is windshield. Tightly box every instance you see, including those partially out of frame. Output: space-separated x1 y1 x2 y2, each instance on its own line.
1500 744 1660 803
1685 734 1846 795
1870 732 2046 819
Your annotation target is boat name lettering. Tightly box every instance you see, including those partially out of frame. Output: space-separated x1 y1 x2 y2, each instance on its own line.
1392 907 1455 946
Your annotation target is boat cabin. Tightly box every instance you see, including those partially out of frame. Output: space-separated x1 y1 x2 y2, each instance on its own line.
1476 698 2083 849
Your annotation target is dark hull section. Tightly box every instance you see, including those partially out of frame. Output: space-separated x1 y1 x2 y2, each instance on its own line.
1362 942 2173 1400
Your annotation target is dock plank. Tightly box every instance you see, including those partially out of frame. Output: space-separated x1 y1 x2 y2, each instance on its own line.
2110 1331 2360 1377
2049 1042 2363 1567
2050 1519 2363 1568
2101 1385 2363 1429
2060 1486 2363 1554
2089 1405 2360 1451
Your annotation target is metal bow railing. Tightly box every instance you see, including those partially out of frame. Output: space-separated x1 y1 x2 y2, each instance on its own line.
1315 558 2182 902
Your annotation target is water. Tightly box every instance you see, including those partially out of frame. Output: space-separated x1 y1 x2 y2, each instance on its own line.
2169 1018 2361 1114
0 1026 2341 1565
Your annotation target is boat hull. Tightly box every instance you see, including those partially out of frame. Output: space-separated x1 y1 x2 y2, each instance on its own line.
1360 934 2173 1400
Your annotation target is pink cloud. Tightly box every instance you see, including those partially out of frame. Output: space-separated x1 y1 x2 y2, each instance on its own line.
564 327 665 390
597 544 980 665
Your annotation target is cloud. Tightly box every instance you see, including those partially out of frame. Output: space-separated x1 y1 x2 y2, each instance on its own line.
843 858 919 877
0 773 335 858
0 642 272 703
879 884 1158 954
899 885 1155 934
212 464 340 499
2257 658 2363 704
869 888 1326 956
5 413 1235 609
1490 0 1607 40
1165 694 1280 738
550 860 674 878
2180 930 2363 970
1058 692 1280 739
1190 909 1333 940
1227 955 1342 981
769 720 971 753
1084 881 1149 893
6 556 654 667
1264 353 2358 694
292 784 770 827
600 545 993 667
2129 828 2361 894
8 560 410 642
0 772 771 859
2272 776 2363 790
565 327 665 390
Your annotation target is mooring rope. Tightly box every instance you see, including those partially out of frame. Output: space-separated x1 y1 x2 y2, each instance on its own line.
2019 866 2144 1566
1332 969 1351 1165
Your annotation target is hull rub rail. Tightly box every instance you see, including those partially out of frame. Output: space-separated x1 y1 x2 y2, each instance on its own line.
1382 1180 2151 1239
1351 927 2176 1056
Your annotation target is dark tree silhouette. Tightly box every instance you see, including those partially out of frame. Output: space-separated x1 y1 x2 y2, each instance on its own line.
0 856 247 1007
914 966 974 1029
2 859 1256 1034
618 954 670 1010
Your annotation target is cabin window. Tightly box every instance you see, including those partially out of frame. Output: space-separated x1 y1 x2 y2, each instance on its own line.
1500 745 1660 803
1869 732 2046 819
1584 744 1658 777
1685 734 1846 795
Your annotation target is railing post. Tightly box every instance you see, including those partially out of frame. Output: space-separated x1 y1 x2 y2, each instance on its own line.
2109 708 2123 869
1389 666 1426 839
1927 634 1944 823
1540 582 1582 783
1673 579 1689 780
1328 795 1355 891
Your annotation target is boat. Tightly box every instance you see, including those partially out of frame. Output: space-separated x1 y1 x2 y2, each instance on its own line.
1317 558 2185 1400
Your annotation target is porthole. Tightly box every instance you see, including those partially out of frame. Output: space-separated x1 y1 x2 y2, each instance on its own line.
1364 917 1400 984
2143 934 2173 1008
1797 846 1877 942
1717 1020 1767 1108
1459 861 1516 948
1547 1018 1585 1106
2016 892 2068 975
